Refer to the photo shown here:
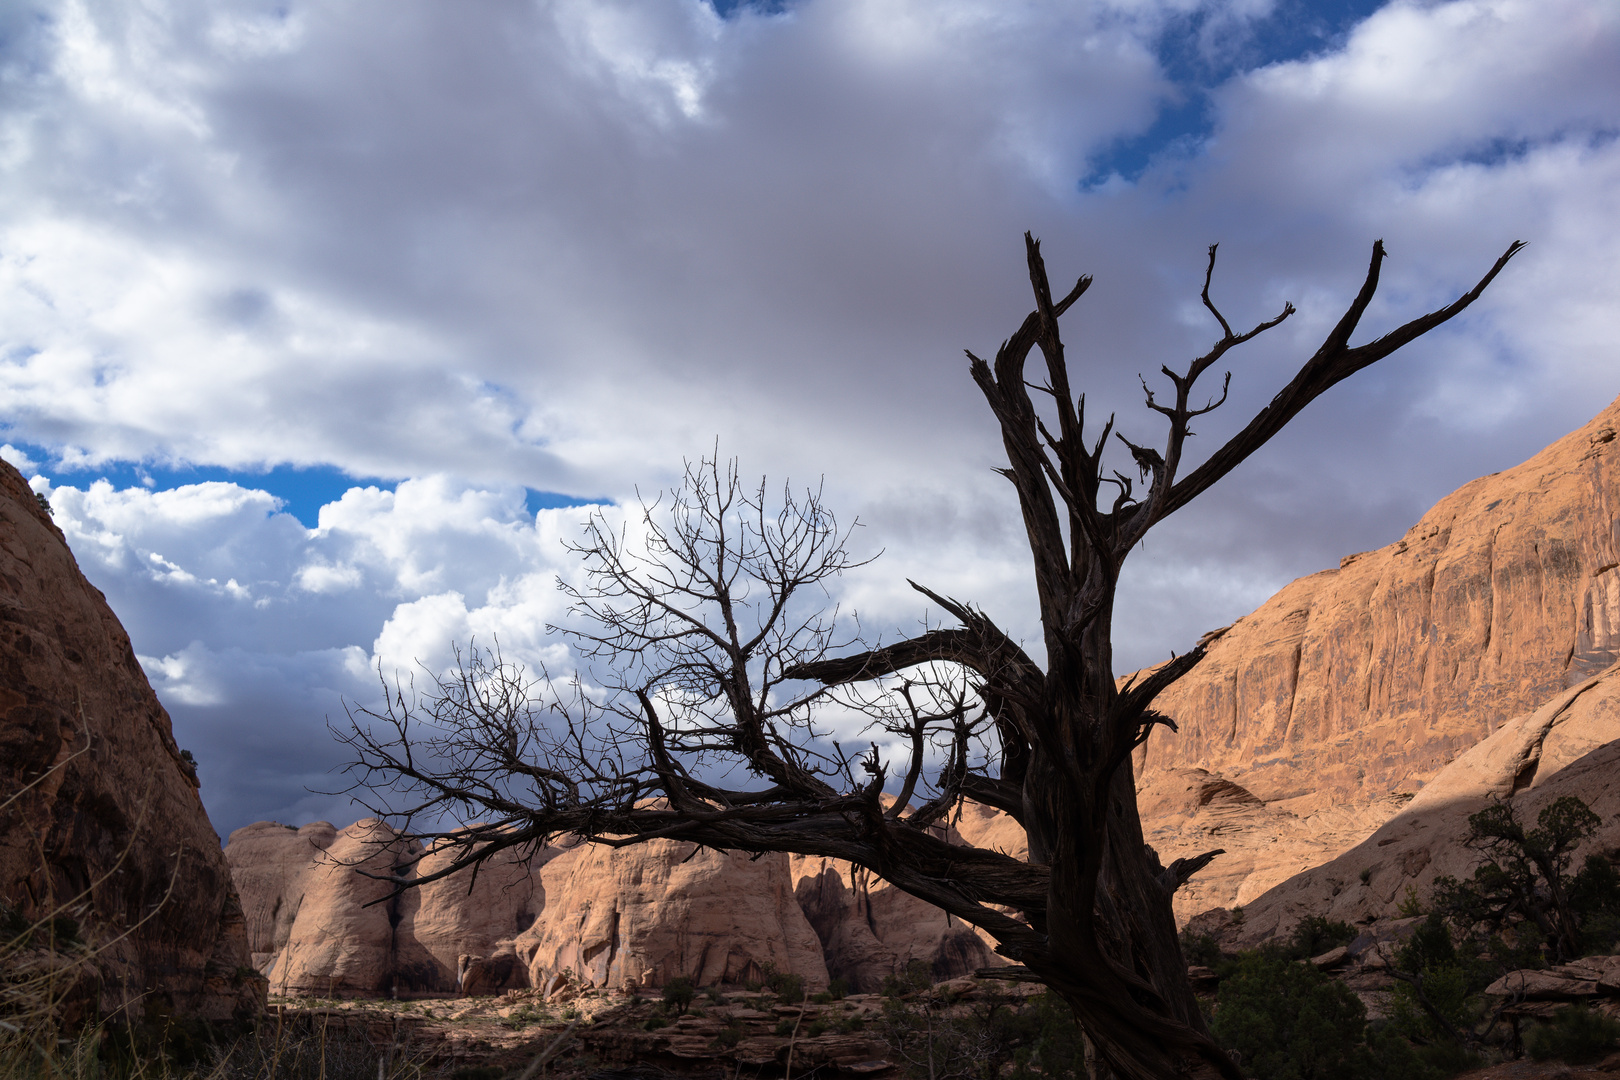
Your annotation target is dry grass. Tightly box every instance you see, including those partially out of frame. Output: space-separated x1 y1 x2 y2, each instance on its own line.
0 733 424 1080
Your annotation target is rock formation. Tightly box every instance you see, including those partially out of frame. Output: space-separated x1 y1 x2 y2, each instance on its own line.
398 836 565 996
515 840 828 996
228 820 339 974
257 819 422 997
791 855 997 992
1215 657 1620 945
0 459 260 1021
229 822 850 998
1136 396 1620 918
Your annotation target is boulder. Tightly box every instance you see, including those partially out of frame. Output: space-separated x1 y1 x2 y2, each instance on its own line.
1136 397 1620 918
0 459 259 1021
516 839 828 995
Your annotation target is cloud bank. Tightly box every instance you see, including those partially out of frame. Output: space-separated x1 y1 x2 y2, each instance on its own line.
1 0 1616 835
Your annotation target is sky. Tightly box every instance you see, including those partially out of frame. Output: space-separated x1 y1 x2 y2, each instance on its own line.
1 0 1616 839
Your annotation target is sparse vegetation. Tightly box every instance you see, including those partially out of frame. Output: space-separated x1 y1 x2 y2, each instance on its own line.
660 975 695 1015
1431 796 1620 964
762 964 804 1006
1524 1005 1620 1064
1284 916 1356 960
1210 949 1438 1080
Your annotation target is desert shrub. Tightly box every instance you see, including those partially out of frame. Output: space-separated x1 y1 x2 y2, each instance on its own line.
1571 853 1620 955
765 967 804 1005
1286 916 1356 960
449 1067 504 1080
881 960 934 1000
711 1022 744 1049
1180 929 1223 969
1524 1005 1620 1064
704 985 725 1005
1384 914 1492 1054
774 1018 797 1036
661 976 695 1015
876 982 1086 1080
1212 949 1436 1080
827 977 849 1000
642 1015 668 1031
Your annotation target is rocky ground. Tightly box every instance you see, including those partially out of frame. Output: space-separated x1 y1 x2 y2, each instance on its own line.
262 983 963 1078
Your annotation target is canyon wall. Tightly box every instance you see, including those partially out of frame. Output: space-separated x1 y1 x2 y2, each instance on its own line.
1137 396 1620 918
1220 656 1620 944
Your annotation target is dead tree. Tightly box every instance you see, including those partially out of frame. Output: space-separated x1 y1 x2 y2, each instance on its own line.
340 235 1521 1080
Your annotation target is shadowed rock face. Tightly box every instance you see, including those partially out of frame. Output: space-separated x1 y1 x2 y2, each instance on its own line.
791 855 998 992
1135 396 1620 919
0 460 260 1021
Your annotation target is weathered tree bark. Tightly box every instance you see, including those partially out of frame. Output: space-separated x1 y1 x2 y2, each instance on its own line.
342 235 1521 1080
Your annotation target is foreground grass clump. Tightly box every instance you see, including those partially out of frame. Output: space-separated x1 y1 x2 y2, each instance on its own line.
0 1013 421 1080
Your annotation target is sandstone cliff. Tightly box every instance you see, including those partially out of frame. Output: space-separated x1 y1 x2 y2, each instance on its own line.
0 459 260 1021
1137 396 1620 917
229 822 850 998
1219 656 1620 944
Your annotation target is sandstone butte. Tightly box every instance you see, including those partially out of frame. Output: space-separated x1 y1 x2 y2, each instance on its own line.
0 459 260 1022
1137 394 1620 923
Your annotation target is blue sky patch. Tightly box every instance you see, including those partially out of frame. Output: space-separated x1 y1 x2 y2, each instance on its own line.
1085 0 1388 185
525 489 604 519
4 438 605 529
45 457 391 528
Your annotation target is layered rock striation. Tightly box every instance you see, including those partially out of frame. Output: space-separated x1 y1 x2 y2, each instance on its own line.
0 460 259 1021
